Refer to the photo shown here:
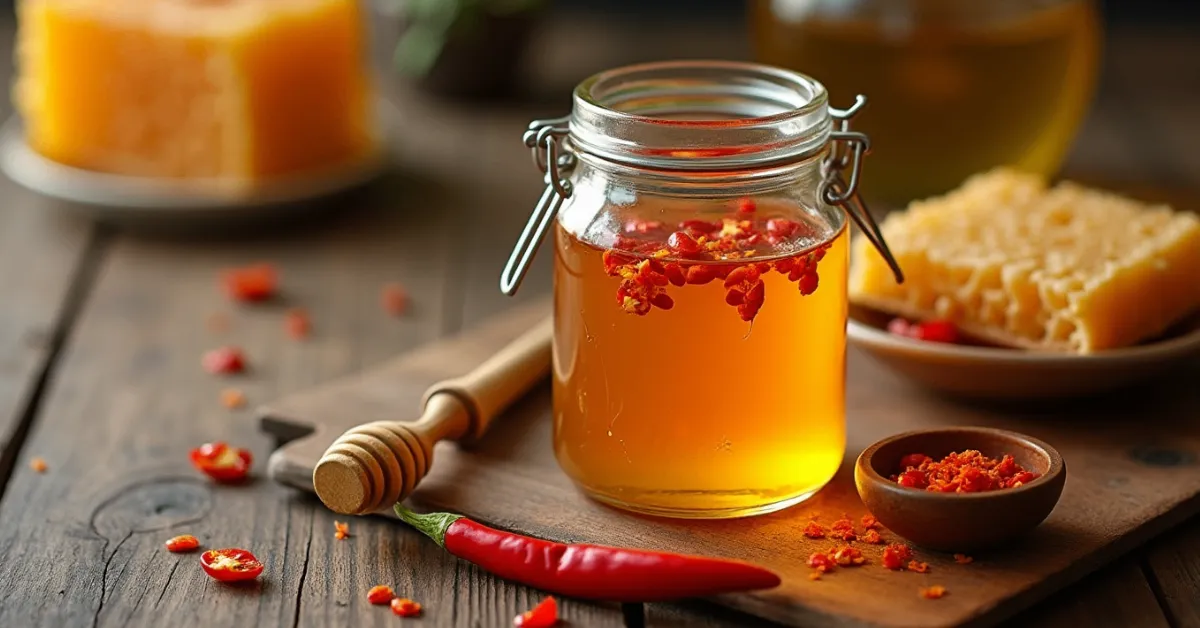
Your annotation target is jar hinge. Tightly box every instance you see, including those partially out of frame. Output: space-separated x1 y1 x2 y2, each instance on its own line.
501 116 576 296
823 96 905 284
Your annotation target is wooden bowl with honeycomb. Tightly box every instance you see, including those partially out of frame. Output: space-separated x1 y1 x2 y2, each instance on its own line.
847 169 1200 400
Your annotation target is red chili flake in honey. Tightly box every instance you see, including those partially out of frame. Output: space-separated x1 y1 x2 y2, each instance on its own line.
920 585 947 600
381 283 409 317
861 514 880 530
334 521 351 540
828 518 857 542
892 450 1041 493
954 554 974 565
202 346 246 375
802 522 826 539
882 543 912 570
284 308 311 340
736 197 756 214
908 560 930 573
861 529 884 545
807 552 836 573
832 546 866 567
30 457 48 473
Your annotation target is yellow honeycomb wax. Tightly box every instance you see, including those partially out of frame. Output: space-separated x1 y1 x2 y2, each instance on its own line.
14 0 379 186
850 169 1200 353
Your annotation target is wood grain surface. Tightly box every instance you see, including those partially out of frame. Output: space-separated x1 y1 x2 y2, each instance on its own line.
0 10 1195 628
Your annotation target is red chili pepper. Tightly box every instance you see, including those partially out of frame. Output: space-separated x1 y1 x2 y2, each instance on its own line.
200 548 263 582
190 442 252 483
394 506 781 602
514 596 558 627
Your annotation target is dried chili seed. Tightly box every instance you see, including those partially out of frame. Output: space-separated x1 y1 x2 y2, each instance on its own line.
908 560 930 573
165 534 200 553
954 554 974 565
920 585 947 600
882 544 912 570
391 598 422 617
367 585 394 605
861 514 880 530
222 263 277 303
202 346 246 375
220 388 247 410
30 457 47 473
806 552 835 573
666 231 702 257
514 596 557 628
802 522 826 539
284 308 311 340
832 546 866 567
862 530 884 544
334 521 350 540
381 283 409 317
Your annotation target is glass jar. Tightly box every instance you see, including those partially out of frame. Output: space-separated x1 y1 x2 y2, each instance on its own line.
502 61 901 519
749 0 1102 206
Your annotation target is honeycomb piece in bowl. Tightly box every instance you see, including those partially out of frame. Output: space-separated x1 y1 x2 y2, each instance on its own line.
850 168 1200 353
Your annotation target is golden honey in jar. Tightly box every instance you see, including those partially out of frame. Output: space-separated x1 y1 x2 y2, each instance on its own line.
503 61 900 518
749 0 1101 205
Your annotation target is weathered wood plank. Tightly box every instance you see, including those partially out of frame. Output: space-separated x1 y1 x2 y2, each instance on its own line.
0 17 93 487
1144 523 1200 626
1011 560 1170 628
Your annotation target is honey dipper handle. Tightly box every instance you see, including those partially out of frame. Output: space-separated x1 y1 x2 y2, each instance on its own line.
421 315 553 441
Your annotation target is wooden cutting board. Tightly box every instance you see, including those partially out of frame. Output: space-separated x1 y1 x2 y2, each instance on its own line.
258 298 1200 628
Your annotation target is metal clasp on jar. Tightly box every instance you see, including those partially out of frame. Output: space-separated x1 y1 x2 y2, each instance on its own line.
499 116 576 296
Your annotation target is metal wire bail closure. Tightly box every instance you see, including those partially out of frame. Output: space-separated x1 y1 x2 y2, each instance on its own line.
822 96 905 284
500 117 575 296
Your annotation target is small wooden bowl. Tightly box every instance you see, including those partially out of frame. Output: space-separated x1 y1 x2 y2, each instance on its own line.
855 427 1066 552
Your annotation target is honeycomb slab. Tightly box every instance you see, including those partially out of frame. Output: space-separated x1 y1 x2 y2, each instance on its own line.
850 169 1200 353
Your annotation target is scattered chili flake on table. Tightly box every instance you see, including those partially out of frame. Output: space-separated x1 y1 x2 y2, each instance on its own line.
954 554 974 565
861 514 880 530
862 529 884 544
514 596 557 628
381 283 409 317
808 571 822 581
908 560 930 573
807 552 835 573
829 518 856 541
394 505 781 601
190 442 252 483
367 585 394 605
887 317 960 344
334 521 351 540
220 388 247 409
920 585 947 600
202 346 246 375
391 598 422 618
892 450 1040 493
831 546 866 567
200 548 263 583
29 457 47 473
165 534 200 553
882 543 913 570
802 522 826 539
284 308 311 340
222 263 278 303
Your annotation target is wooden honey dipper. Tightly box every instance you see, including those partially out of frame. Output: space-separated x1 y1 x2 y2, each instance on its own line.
312 316 553 515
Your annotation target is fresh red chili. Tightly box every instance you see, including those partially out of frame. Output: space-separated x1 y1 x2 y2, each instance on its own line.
189 442 252 483
514 596 558 627
394 506 781 602
200 548 263 583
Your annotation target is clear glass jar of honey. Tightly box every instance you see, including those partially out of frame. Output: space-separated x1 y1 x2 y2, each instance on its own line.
502 61 902 519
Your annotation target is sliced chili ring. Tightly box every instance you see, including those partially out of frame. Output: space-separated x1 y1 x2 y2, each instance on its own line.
190 442 253 483
200 548 263 583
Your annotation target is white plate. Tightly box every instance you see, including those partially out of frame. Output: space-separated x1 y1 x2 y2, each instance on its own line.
0 113 391 226
847 306 1200 400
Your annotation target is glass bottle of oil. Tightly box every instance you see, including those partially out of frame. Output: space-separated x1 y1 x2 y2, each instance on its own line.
749 0 1102 206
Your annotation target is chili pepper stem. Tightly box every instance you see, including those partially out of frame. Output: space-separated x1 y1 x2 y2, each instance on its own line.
394 504 462 548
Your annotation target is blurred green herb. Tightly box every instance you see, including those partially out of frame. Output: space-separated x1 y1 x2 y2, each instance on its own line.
388 0 545 77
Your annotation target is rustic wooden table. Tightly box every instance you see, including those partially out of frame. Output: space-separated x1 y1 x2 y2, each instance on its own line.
0 12 1197 628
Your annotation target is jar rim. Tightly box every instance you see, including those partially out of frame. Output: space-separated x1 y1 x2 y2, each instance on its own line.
570 60 832 172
